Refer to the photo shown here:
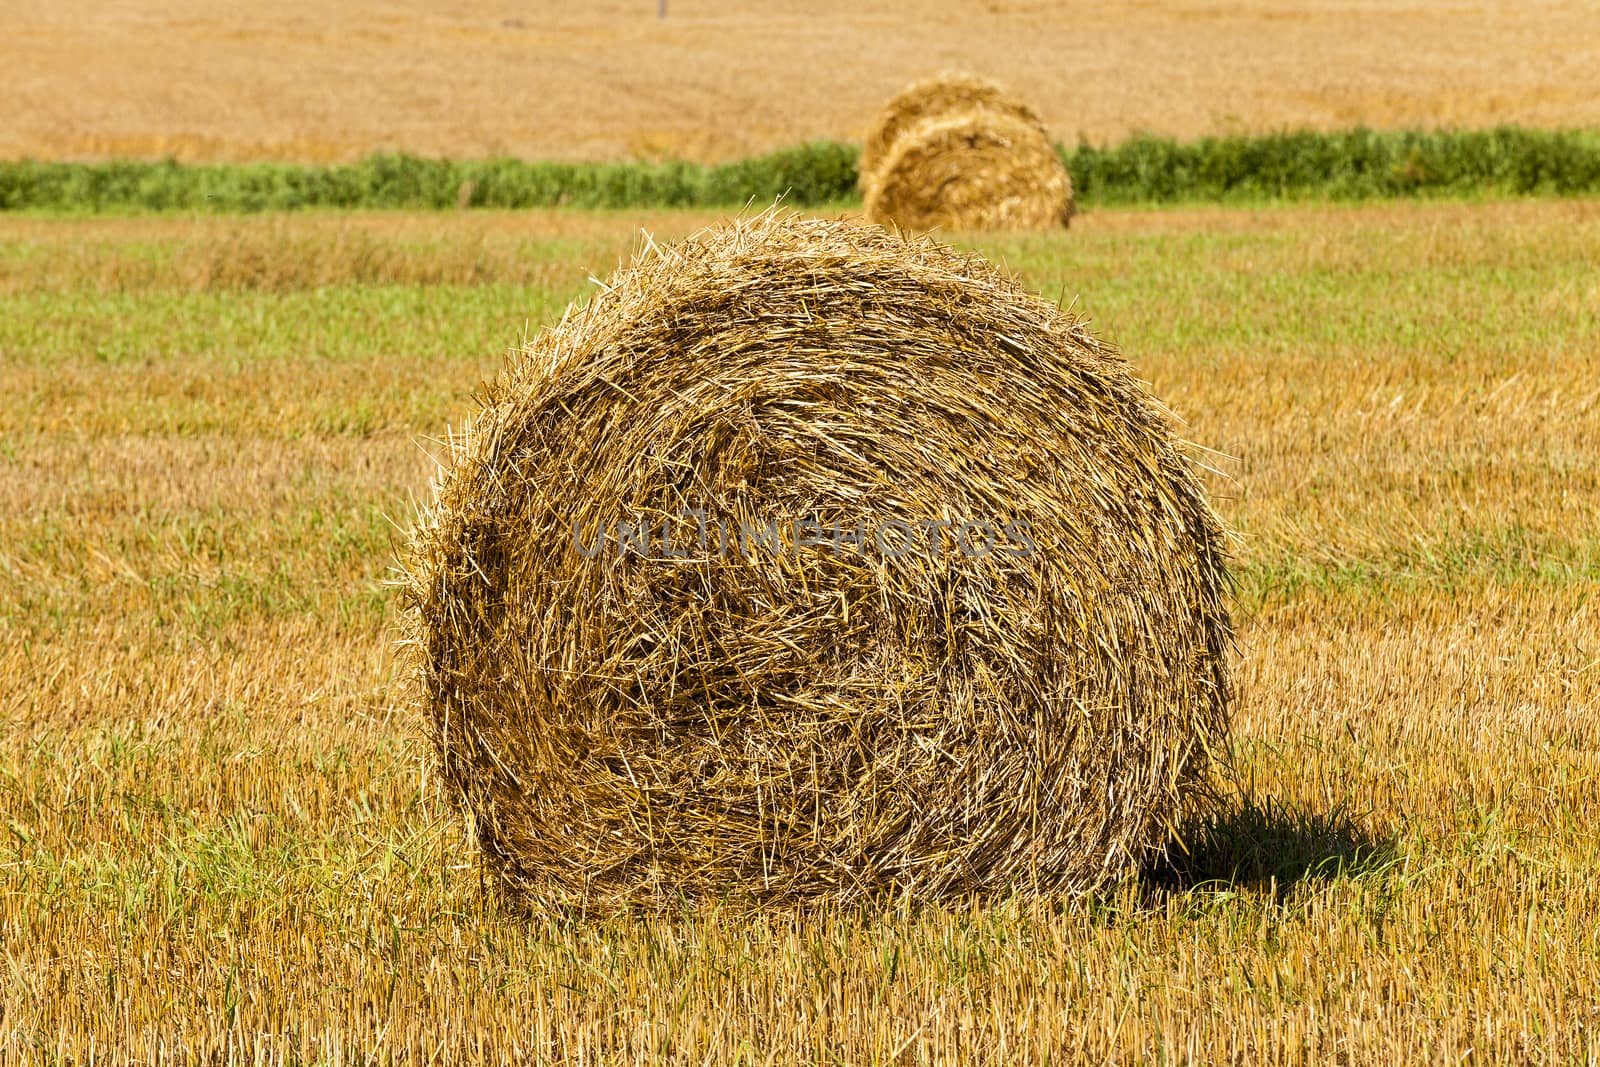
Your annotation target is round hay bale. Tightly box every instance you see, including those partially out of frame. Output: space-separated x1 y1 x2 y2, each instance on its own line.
859 71 1048 193
402 211 1231 912
864 109 1075 232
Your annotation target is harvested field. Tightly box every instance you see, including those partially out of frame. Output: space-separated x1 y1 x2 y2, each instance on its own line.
2 199 1598 1059
4 1 1600 163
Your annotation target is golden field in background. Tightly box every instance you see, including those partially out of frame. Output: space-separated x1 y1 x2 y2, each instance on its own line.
1 201 1598 1059
5 0 1600 163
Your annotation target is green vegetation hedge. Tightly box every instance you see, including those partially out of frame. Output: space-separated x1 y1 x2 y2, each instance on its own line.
3 127 1598 213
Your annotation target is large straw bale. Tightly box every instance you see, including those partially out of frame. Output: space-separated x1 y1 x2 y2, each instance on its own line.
402 210 1231 911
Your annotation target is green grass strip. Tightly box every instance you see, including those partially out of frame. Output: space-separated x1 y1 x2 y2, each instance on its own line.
4 127 1600 214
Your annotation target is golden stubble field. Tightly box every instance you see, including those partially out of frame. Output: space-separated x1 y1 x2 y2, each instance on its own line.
1 199 1598 1061
6 0 1600 164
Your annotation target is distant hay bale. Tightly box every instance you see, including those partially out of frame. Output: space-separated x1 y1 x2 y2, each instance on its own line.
858 72 1074 232
402 210 1231 912
863 109 1075 233
858 71 1048 191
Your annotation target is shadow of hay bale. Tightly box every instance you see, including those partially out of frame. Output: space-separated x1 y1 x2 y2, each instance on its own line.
1143 795 1399 899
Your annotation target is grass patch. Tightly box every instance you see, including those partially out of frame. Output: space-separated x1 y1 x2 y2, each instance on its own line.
2 201 1598 1060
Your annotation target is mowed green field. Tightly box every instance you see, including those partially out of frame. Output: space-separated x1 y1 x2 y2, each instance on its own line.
2 201 1598 1063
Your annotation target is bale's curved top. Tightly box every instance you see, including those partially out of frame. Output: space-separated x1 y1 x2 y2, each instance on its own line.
403 210 1231 912
863 109 1075 232
859 71 1048 192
